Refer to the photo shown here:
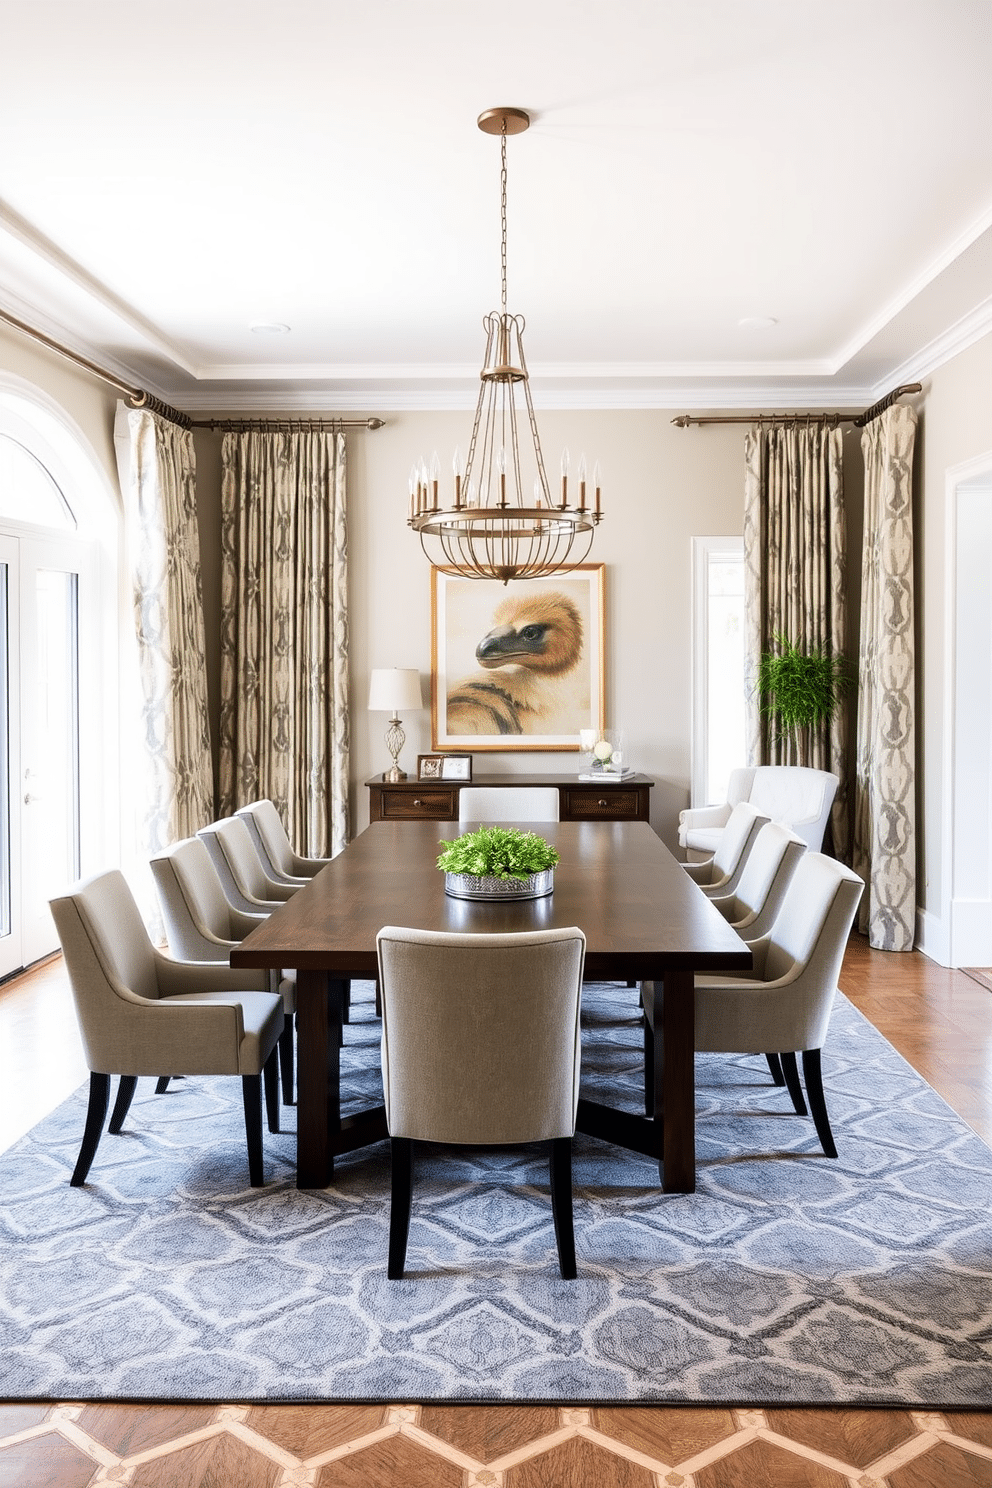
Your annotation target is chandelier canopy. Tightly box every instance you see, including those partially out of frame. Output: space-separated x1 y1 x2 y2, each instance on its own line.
408 107 602 584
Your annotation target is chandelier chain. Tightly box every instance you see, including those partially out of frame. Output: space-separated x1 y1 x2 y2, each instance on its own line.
500 122 508 316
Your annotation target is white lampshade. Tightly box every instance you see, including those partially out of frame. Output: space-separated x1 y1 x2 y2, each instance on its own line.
368 667 423 714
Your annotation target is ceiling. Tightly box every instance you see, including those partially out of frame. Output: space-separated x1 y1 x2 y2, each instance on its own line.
2 0 991 412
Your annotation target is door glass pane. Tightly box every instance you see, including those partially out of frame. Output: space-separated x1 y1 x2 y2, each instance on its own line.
0 562 9 938
706 553 745 805
0 435 75 528
32 569 79 889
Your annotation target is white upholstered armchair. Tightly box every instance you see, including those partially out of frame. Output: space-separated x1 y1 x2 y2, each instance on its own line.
679 766 839 859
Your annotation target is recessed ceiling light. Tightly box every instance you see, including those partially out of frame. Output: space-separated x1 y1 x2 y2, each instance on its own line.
250 322 291 334
737 316 778 331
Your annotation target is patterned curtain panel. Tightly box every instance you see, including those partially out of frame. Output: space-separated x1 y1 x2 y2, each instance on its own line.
218 429 349 858
853 404 918 950
743 423 849 861
115 404 214 852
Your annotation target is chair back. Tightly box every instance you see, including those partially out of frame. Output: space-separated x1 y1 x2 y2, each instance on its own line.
710 801 768 881
458 786 560 824
748 766 839 850
151 837 249 959
376 925 585 1145
716 822 806 939
197 817 295 906
236 799 302 879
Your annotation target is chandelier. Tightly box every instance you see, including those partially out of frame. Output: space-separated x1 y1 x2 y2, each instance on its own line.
408 107 602 584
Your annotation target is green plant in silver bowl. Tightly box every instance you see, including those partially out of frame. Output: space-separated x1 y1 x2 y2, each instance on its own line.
437 825 560 883
757 632 854 746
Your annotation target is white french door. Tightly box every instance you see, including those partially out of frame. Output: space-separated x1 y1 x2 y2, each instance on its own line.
0 532 92 977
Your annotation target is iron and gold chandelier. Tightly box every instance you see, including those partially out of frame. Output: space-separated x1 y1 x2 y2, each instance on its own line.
408 107 602 584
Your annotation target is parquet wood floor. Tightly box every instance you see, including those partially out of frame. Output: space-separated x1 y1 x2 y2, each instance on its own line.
1 938 990 1487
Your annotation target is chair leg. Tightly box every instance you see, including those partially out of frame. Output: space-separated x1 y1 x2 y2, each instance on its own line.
70 1072 111 1186
765 1052 785 1086
263 1048 280 1134
779 1052 808 1116
278 1014 295 1105
550 1136 577 1280
343 978 352 1024
802 1048 837 1158
643 1014 654 1115
374 978 382 1018
388 1137 414 1280
242 1073 264 1187
155 1077 171 1094
108 1075 138 1134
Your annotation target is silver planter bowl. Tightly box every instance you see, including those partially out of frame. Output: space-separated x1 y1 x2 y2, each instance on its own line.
444 868 555 901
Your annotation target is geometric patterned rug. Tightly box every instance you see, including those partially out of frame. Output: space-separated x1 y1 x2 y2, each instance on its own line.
1 981 991 1407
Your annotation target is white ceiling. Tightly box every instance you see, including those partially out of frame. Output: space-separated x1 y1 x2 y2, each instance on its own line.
2 0 991 411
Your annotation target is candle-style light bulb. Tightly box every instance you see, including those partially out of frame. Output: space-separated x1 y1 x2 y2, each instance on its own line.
578 452 588 511
533 476 542 508
593 459 602 517
560 447 569 508
497 445 507 505
430 450 441 510
453 445 464 507
408 464 417 522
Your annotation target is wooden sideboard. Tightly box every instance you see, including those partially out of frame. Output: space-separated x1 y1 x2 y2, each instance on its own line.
365 772 653 825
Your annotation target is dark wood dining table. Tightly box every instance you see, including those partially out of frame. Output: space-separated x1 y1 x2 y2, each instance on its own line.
230 819 751 1192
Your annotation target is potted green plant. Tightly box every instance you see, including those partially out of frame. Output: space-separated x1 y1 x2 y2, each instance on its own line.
757 632 853 755
437 825 560 901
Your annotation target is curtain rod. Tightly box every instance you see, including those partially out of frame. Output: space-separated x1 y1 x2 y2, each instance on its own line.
0 306 383 432
672 382 922 430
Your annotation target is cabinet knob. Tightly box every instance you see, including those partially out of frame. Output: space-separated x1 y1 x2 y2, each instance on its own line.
413 798 422 808
598 799 608 808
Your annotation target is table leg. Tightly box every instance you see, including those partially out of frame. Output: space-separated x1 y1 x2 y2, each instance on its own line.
661 965 695 1192
295 969 344 1189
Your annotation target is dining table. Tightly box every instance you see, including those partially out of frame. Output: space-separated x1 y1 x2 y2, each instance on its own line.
230 818 751 1192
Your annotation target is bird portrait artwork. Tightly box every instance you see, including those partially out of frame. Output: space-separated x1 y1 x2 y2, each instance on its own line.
435 574 603 743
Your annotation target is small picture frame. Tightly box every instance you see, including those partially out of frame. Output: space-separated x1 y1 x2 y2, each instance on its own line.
417 754 445 780
441 753 473 781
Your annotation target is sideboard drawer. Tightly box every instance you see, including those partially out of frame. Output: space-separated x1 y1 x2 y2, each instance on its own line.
562 787 644 821
378 787 457 821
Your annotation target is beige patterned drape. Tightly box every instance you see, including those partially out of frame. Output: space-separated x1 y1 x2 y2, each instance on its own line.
218 429 349 858
743 423 849 860
853 404 917 949
114 403 214 852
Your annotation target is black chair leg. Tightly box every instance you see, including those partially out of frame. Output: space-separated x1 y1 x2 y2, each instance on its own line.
779 1052 808 1116
242 1073 264 1186
263 1048 280 1134
278 1014 295 1105
550 1137 577 1280
70 1072 110 1186
108 1075 138 1134
765 1052 785 1086
155 1077 171 1094
343 978 352 1024
388 1136 414 1279
374 978 382 1018
802 1048 837 1158
643 1015 654 1115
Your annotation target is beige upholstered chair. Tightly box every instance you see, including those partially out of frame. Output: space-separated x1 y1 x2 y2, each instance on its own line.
376 925 586 1279
707 822 807 942
681 802 770 898
458 786 560 824
197 817 298 913
49 870 284 1187
679 766 839 859
235 799 330 883
642 854 864 1157
150 836 297 1104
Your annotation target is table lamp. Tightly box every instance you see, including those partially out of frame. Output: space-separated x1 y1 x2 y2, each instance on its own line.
368 668 423 781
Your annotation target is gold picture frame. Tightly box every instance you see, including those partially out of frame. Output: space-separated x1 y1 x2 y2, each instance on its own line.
430 564 606 752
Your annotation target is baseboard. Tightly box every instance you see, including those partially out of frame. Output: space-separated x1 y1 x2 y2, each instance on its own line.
916 907 951 966
915 901 992 968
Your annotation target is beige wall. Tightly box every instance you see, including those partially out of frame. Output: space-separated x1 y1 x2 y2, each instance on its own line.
912 331 992 949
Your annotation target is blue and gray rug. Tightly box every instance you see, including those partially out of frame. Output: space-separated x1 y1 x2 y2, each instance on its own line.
1 981 990 1405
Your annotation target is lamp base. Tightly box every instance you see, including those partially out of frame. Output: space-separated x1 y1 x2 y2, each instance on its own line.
383 767 407 782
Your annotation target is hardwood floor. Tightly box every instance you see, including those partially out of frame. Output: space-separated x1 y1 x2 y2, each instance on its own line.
1 938 990 1487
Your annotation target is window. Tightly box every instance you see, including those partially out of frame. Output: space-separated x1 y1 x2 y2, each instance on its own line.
0 434 75 528
692 536 745 807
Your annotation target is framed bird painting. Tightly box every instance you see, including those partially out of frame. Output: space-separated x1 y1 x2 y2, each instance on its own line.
430 564 606 751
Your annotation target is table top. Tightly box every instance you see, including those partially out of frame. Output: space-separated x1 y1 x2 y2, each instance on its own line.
230 820 752 979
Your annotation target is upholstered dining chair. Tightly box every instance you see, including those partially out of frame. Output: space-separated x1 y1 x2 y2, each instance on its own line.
679 766 839 859
235 799 330 884
642 853 864 1157
150 836 298 1104
681 801 770 899
376 924 586 1280
197 817 298 913
458 786 560 824
707 821 807 942
49 870 284 1188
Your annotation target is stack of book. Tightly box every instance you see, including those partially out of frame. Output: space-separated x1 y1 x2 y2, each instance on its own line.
577 766 635 782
